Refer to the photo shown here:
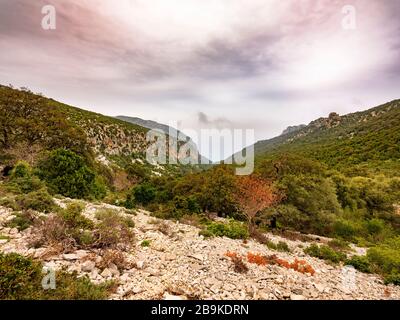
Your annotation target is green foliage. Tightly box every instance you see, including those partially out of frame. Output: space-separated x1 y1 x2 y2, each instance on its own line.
37 149 106 200
140 240 151 247
345 255 371 273
367 238 400 275
15 188 56 213
0 86 88 157
200 219 249 240
0 252 112 299
266 240 291 252
59 202 94 230
7 161 45 194
384 273 400 285
6 211 36 231
130 183 156 206
304 244 346 264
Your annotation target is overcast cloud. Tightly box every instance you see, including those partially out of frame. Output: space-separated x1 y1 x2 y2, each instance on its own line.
0 0 399 160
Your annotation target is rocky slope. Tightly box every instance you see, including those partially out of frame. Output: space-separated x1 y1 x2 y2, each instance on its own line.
1 201 399 300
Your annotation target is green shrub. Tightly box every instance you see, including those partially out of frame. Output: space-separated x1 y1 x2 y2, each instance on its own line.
328 239 351 251
200 220 249 240
6 210 36 231
140 240 151 247
304 244 346 263
10 161 31 179
276 241 291 252
367 244 400 275
0 252 112 299
59 202 93 230
384 272 400 285
333 219 361 241
37 149 106 200
131 184 156 206
345 255 371 273
16 188 56 213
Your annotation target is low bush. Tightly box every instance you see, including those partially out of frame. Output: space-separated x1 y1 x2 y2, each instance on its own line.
199 220 249 240
265 240 291 252
0 252 113 299
345 255 371 273
225 252 248 273
141 240 151 247
37 149 106 200
304 244 346 264
93 209 135 250
6 210 37 231
15 188 56 213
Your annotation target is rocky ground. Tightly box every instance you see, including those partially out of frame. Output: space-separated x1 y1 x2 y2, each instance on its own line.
1 201 399 300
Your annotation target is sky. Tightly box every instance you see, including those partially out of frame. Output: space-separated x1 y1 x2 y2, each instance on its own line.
0 0 399 161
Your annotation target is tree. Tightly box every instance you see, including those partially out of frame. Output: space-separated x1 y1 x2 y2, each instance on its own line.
37 149 105 199
235 175 282 233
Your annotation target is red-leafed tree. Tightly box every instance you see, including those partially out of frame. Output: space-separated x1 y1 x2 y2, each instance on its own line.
235 175 282 232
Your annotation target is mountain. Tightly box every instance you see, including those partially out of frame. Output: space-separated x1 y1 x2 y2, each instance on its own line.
234 99 400 172
115 116 188 141
116 115 211 165
281 124 306 136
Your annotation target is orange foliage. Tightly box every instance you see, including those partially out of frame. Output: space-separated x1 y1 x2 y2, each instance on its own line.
235 175 282 231
225 251 239 259
225 251 315 276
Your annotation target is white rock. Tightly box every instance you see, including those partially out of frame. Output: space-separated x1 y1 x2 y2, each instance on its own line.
164 294 186 300
63 253 78 260
314 283 325 293
101 268 113 278
290 294 305 300
82 260 96 272
0 239 8 245
136 260 145 269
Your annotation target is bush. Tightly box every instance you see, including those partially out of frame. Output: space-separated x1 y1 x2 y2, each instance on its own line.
59 202 93 230
94 209 135 250
200 220 249 240
37 149 106 200
265 240 291 252
131 184 156 206
140 240 151 247
8 161 45 194
345 255 371 273
328 239 351 251
367 243 400 275
0 252 112 299
304 244 346 263
6 210 37 231
384 273 400 285
16 188 56 213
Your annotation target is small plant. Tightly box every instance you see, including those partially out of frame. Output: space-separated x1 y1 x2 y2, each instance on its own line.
384 272 400 285
328 239 351 252
141 240 151 247
99 249 130 271
200 220 249 240
6 210 37 231
304 244 346 264
277 241 291 252
247 252 268 266
345 255 371 273
225 252 248 273
0 252 113 299
16 188 56 213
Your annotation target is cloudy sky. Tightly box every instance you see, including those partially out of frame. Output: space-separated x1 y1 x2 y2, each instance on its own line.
1 0 399 160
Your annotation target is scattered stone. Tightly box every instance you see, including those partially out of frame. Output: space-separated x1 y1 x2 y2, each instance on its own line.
290 294 306 300
63 253 78 260
82 260 96 272
136 260 145 269
101 268 113 278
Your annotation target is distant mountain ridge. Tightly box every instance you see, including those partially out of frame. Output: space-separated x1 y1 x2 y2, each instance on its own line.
232 99 400 171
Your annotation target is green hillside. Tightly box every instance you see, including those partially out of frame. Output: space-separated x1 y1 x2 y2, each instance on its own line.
253 99 400 175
